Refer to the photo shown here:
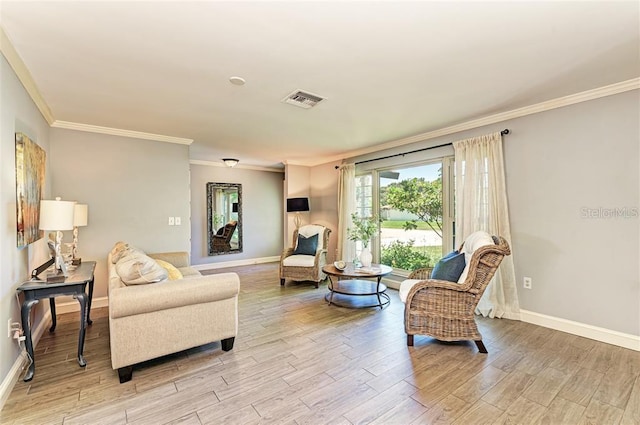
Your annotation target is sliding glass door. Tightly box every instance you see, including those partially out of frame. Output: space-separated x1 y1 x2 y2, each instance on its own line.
355 157 454 274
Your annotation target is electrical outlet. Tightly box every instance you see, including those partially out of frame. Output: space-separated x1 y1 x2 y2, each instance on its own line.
8 319 21 338
523 277 532 289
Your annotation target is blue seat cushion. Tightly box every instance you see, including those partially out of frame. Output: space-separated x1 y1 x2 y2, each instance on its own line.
293 233 318 256
431 250 466 282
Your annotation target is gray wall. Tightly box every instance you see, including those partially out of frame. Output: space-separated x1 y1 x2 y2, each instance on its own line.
503 91 639 335
445 92 639 335
190 163 284 265
324 90 638 336
49 128 192 299
0 55 52 387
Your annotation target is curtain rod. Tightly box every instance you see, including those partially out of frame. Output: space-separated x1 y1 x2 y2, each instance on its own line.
335 129 510 169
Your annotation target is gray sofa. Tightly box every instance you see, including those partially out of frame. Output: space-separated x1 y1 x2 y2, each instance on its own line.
107 248 239 383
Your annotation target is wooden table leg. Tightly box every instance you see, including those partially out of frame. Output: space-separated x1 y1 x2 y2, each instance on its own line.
75 292 87 367
21 298 39 381
48 297 57 332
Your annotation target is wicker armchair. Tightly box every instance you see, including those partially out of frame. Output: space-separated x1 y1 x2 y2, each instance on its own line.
402 234 511 353
212 221 237 253
280 225 331 288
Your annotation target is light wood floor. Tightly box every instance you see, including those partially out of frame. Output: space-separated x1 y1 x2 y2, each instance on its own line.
2 263 639 424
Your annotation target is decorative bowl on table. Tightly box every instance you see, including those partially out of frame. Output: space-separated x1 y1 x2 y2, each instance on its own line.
334 260 346 271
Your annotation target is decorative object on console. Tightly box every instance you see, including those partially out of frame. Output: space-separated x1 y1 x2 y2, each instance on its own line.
39 197 75 282
286 197 310 229
222 158 239 168
71 203 88 265
15 132 46 248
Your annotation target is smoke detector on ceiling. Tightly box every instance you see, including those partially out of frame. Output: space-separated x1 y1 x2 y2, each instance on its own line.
282 90 326 109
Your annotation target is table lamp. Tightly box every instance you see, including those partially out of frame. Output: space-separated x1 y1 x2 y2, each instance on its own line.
39 197 75 282
71 204 88 265
286 197 310 229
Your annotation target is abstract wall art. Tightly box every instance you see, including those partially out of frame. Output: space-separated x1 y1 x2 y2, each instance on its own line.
15 132 46 248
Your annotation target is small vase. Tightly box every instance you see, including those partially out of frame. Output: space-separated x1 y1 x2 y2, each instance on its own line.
359 247 372 268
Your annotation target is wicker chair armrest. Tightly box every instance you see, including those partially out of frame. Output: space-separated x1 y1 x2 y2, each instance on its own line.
280 247 294 260
405 278 468 304
415 278 466 291
408 267 433 280
313 249 327 265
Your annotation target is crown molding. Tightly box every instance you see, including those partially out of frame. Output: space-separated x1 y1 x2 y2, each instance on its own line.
292 77 640 167
51 121 193 145
190 159 284 173
0 27 55 124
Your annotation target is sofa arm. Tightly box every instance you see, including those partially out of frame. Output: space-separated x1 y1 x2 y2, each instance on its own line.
148 252 190 268
110 273 239 319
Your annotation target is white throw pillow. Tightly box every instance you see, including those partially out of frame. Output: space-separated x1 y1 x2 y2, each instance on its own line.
110 241 128 263
116 252 168 285
399 279 423 303
110 242 144 264
457 231 495 283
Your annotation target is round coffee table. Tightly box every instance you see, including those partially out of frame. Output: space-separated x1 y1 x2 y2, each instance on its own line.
322 263 393 309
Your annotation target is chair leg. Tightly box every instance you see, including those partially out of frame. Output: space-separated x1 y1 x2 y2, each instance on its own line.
475 340 488 353
280 279 285 286
407 334 414 346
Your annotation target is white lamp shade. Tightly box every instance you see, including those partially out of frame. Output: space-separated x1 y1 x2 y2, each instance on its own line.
39 198 75 231
74 204 88 227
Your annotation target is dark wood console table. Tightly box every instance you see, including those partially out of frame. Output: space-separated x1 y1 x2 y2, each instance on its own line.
16 261 96 381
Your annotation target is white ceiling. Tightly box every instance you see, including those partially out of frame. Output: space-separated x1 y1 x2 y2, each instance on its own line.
1 1 638 169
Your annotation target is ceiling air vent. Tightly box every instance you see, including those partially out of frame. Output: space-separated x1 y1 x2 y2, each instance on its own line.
282 90 325 109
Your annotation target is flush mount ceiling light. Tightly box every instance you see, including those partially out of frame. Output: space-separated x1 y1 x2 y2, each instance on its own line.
222 158 239 168
229 76 246 86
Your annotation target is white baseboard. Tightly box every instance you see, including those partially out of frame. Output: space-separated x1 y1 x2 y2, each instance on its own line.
192 256 280 271
53 296 109 315
520 309 640 352
0 308 52 410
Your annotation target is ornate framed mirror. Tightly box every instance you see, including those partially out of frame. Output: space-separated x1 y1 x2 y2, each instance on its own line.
207 182 242 255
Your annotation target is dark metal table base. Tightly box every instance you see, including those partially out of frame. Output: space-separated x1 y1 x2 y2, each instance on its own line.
326 279 390 309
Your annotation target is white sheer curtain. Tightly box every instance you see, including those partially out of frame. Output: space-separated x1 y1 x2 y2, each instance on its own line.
453 132 520 319
337 164 356 263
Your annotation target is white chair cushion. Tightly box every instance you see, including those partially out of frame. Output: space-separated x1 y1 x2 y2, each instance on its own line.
298 225 326 249
399 279 422 303
282 254 316 267
457 231 494 283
